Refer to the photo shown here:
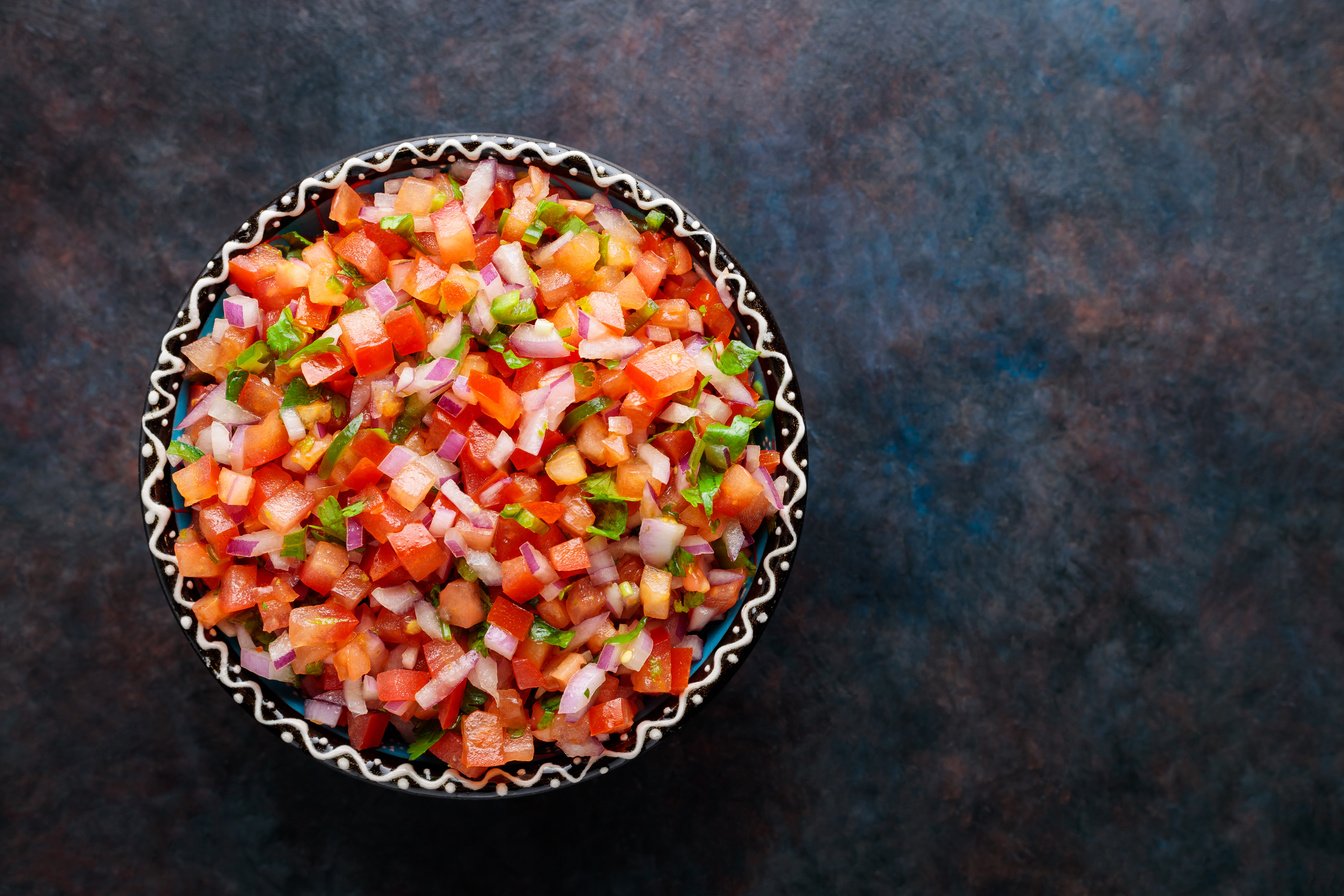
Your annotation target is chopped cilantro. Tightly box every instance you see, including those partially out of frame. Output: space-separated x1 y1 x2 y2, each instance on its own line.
279 337 338 369
572 363 595 387
674 591 707 613
231 341 273 374
666 547 695 577
281 529 307 561
715 340 759 376
701 415 760 464
604 618 647 645
406 724 444 760
529 618 575 649
280 378 322 408
538 693 561 729
265 307 305 357
224 368 249 403
462 683 489 710
335 257 367 287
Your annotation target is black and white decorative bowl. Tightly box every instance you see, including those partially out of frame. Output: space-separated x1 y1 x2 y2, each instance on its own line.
138 134 809 798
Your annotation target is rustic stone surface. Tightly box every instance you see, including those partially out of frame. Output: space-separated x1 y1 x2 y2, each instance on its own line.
3 1 1344 893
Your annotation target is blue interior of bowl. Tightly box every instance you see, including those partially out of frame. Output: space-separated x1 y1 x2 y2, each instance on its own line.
170 164 774 757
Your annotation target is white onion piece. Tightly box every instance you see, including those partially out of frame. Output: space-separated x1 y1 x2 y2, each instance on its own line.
465 549 502 586
371 584 420 615
344 677 368 715
679 634 705 662
461 159 497 221
279 407 305 442
592 205 640 244
637 443 670 484
487 431 515 468
579 336 643 360
484 624 519 659
621 629 655 672
209 396 260 426
209 421 231 464
698 392 731 423
414 650 479 708
689 605 719 632
491 241 532 287
558 663 605 717
639 516 687 567
427 312 464 357
658 403 697 424
467 654 499 700
530 230 574 266
303 699 342 726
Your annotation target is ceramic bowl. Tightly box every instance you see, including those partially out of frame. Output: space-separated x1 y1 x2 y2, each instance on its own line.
138 134 808 797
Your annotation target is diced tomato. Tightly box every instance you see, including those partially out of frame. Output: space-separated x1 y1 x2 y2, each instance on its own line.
487 598 534 642
347 712 389 751
758 449 781 474
499 556 543 602
300 541 349 595
355 486 413 542
241 411 292 468
652 429 696 463
511 655 544 691
670 646 693 695
631 634 672 694
437 679 467 729
218 564 257 615
383 302 429 355
361 220 409 257
329 183 366 229
352 429 393 464
461 710 506 768
195 502 239 554
366 541 406 583
341 457 382 492
334 230 389 283
174 535 227 578
192 592 228 628
626 340 697 400
438 580 486 627
376 669 430 702
402 256 447 303
172 455 219 507
714 464 765 519
431 202 475 266
258 482 317 532
587 697 636 735
338 308 395 376
333 636 372 681
386 523 446 581
228 244 283 296
467 372 522 428
288 603 359 648
547 537 590 575
237 376 282 416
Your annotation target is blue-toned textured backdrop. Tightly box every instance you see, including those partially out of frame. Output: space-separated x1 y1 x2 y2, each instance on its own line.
2 1 1342 893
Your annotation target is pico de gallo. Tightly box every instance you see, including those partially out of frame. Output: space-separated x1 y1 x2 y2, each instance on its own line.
168 160 785 775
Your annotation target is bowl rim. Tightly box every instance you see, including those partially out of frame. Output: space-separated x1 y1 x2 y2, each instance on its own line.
138 133 809 798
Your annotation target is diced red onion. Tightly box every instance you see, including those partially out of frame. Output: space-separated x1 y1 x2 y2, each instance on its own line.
465 549 502 586
640 516 687 567
427 312 463 357
621 629 654 672
209 396 260 426
410 650 476 709
467 654 499 699
483 624 518 659
210 317 230 341
452 374 476 404
436 392 466 418
359 205 385 224
384 702 410 722
698 392 731 423
427 507 456 537
365 279 398 317
570 612 610 647
680 534 713 556
442 528 468 558
177 381 221 429
346 518 364 551
226 530 285 557
579 336 643 360
303 698 343 727
361 674 378 702
689 605 719 632
592 204 641 244
604 583 624 615
744 444 761 472
414 356 458 390
510 319 570 359
228 425 247 471
687 309 704 334
636 443 670 484
223 295 259 328
488 431 515 468
461 159 497 221
371 583 420 615
540 580 565 601
558 663 605 717
468 292 496 335
377 445 418 478
389 643 420 671
519 542 558 585
477 476 512 507
437 430 466 462
415 600 444 641
478 262 505 300
679 633 704 662
640 483 661 521
314 689 347 708
647 325 672 344
344 677 368 716
658 403 697 424
596 643 620 672
268 632 295 669
491 241 531 287
665 613 688 643
708 567 743 588
531 230 574 266
721 520 746 562
587 543 618 585
415 452 456 483
240 647 279 679
559 738 604 757
754 466 784 511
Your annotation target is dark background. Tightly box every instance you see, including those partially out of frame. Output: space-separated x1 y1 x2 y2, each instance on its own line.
3 1 1343 893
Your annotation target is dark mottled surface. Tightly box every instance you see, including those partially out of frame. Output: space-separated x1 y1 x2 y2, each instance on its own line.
3 1 1343 893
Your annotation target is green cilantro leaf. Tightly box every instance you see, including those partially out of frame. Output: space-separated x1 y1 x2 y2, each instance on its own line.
231 341 273 374
406 724 444 760
572 363 595 387
265 307 305 357
604 618 647 646
335 257 368 287
281 529 307 560
167 440 205 464
715 340 759 376
666 547 695 577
